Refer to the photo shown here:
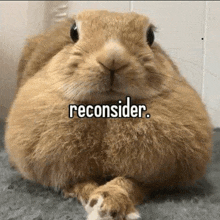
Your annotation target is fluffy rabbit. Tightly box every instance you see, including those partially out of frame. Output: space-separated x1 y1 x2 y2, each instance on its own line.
5 10 213 220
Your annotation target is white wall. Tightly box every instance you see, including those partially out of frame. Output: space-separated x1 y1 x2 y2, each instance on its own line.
0 1 28 119
0 1 46 119
203 2 220 129
0 1 219 127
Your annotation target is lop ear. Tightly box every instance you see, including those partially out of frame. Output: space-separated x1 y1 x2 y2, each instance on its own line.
17 34 44 90
147 24 156 47
16 18 75 92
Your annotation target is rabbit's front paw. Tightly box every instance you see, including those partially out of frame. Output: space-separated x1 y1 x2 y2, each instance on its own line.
86 185 140 220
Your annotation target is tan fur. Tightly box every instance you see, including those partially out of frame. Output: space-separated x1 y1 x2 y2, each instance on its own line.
5 10 213 219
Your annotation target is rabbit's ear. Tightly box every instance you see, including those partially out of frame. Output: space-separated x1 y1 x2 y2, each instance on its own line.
16 18 75 92
146 24 156 47
17 35 44 91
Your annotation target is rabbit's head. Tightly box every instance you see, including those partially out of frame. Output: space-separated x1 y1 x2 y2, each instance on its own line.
45 10 177 104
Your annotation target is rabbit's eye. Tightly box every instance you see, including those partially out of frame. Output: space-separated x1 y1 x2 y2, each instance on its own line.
70 23 79 42
146 25 154 46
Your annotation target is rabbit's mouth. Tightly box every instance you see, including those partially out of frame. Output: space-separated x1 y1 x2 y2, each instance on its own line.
98 90 125 98
101 86 130 97
79 90 129 104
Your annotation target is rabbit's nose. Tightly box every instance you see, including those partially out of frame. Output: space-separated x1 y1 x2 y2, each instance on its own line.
96 39 129 72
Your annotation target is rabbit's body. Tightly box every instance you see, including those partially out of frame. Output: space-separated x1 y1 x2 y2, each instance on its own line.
5 10 212 220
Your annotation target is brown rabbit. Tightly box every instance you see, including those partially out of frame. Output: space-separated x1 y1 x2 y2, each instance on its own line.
5 10 213 220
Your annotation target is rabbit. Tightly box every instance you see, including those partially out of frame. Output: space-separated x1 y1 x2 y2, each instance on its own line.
5 10 213 220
